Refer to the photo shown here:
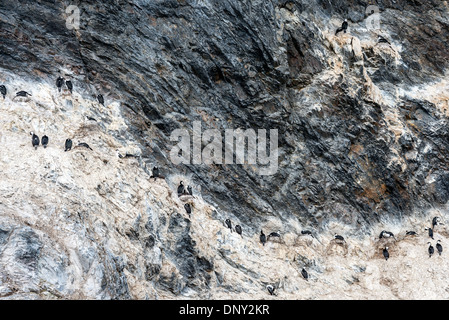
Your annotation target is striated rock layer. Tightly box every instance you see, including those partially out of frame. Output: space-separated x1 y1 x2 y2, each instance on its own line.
1 0 449 299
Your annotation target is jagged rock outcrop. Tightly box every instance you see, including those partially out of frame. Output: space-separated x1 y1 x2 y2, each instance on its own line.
1 0 449 299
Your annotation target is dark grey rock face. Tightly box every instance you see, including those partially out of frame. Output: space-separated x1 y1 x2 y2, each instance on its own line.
2 1 449 299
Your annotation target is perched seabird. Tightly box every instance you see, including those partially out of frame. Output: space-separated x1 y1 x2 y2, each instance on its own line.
225 219 232 232
116 149 135 158
151 166 160 180
56 76 64 92
335 19 348 35
64 138 73 152
16 91 32 97
383 247 389 261
428 242 434 258
177 181 185 196
425 227 434 240
187 185 193 196
30 132 39 150
268 231 280 240
260 230 267 246
97 94 104 106
301 230 312 235
235 224 242 237
436 240 443 256
184 203 192 216
78 142 93 150
41 135 49 148
334 234 345 243
377 35 391 45
405 230 417 236
379 230 396 240
65 80 73 93
0 85 6 99
432 217 441 228
266 285 275 296
301 268 309 280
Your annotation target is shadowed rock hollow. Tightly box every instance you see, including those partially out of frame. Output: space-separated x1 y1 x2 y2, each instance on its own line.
1 0 449 299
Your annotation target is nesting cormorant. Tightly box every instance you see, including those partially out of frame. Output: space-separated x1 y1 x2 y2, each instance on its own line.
379 230 395 240
97 94 104 106
377 35 391 45
301 230 312 235
64 138 72 152
301 268 309 280
184 203 192 216
405 230 417 236
65 80 73 93
78 142 93 150
334 234 345 243
0 85 6 99
235 224 242 237
436 240 443 256
41 135 49 148
260 230 267 246
268 232 280 240
30 132 39 150
335 19 348 35
383 247 389 261
56 76 64 92
225 219 232 232
266 285 275 296
177 181 185 196
16 91 31 97
187 185 193 196
428 242 434 258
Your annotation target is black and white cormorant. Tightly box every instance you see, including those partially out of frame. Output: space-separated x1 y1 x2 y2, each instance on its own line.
379 230 395 240
151 166 159 180
225 219 232 232
425 227 434 240
78 142 92 150
30 132 39 150
334 234 345 243
16 91 32 97
0 85 6 99
65 80 73 93
56 76 64 92
383 247 389 261
260 230 267 246
235 224 242 237
187 185 193 196
177 181 185 196
64 138 72 152
266 285 275 296
405 230 417 236
428 242 434 258
184 203 192 216
335 19 348 35
97 94 104 106
301 268 309 280
41 135 49 148
268 232 280 240
436 240 443 256
432 217 441 228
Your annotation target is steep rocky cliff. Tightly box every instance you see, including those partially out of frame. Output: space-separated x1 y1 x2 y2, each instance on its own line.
1 0 449 299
